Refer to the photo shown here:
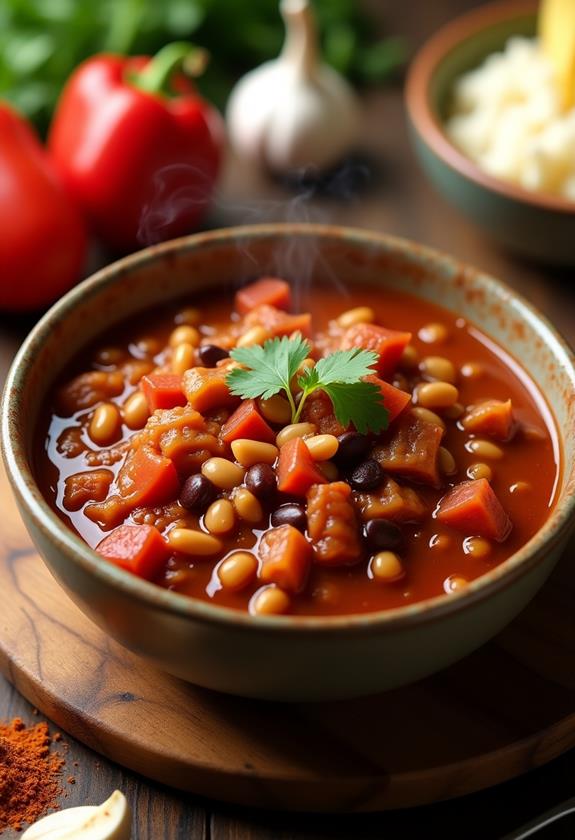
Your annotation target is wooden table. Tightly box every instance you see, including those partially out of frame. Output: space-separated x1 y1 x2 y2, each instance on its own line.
2 1 575 837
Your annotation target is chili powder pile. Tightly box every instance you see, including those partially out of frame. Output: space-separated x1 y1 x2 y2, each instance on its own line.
0 718 65 832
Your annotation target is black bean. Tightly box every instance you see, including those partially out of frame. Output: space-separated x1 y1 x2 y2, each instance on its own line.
364 519 403 552
245 463 277 499
334 432 371 467
271 503 306 532
179 474 217 511
197 344 229 367
349 459 383 491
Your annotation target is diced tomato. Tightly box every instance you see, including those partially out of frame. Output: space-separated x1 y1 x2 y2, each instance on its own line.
259 524 312 592
221 399 276 444
436 478 512 542
307 482 362 566
96 524 170 580
235 278 292 314
277 437 326 496
182 365 240 413
300 390 348 436
354 477 427 523
365 375 411 424
117 445 180 508
462 399 516 441
373 411 443 486
243 304 312 338
140 373 186 412
341 323 411 380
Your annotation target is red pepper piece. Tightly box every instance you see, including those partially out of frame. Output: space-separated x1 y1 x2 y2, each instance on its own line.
141 373 187 412
117 445 180 508
436 478 512 542
221 399 276 444
96 524 170 580
0 105 86 311
364 374 411 424
277 437 326 496
235 278 292 315
341 324 411 380
48 44 223 253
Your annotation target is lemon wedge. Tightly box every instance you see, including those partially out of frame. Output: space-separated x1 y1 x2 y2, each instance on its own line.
21 791 131 840
538 0 575 108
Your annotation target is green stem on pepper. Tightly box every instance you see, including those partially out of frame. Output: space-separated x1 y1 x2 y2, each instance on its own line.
129 42 208 96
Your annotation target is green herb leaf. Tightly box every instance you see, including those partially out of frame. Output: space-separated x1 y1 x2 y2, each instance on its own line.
227 336 389 433
307 347 379 386
321 381 389 435
228 335 310 402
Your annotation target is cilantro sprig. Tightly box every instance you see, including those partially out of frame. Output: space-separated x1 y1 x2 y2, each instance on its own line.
226 335 389 435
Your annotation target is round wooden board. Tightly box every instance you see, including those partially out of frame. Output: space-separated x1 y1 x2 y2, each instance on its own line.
2 464 575 813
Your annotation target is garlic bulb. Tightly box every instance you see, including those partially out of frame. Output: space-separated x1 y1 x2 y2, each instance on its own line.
226 0 361 173
21 790 131 840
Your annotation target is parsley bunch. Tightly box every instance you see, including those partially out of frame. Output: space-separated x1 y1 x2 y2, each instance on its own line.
227 335 389 435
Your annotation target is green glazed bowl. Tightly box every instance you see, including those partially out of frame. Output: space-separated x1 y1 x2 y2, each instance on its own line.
406 0 575 265
2 224 575 701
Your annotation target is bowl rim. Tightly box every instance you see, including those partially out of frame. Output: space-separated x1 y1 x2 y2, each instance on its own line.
405 0 575 215
2 223 575 636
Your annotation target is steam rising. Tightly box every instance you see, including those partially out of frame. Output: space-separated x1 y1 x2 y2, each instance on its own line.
136 155 374 303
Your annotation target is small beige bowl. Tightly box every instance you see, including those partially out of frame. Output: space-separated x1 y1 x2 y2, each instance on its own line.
406 0 575 265
2 224 575 701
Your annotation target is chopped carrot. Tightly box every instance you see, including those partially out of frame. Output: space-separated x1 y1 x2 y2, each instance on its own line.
277 437 326 496
96 524 170 580
462 399 516 441
364 375 411 424
221 399 276 444
259 524 312 592
436 478 512 542
117 445 179 508
235 278 292 314
243 304 312 338
140 373 186 412
182 365 240 413
341 323 411 380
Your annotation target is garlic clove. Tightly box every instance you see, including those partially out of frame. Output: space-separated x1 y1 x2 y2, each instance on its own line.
226 0 361 174
21 790 131 840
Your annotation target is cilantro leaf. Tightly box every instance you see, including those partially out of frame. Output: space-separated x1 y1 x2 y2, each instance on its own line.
226 335 389 433
322 381 389 435
301 348 378 387
227 335 310 402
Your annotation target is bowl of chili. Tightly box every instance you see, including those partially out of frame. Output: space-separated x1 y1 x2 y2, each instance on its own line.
2 224 575 701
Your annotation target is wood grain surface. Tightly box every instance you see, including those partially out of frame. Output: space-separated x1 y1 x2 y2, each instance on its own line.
2 451 575 821
3 0 575 837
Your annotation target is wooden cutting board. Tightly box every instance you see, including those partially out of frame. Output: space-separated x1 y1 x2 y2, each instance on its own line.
1 461 575 813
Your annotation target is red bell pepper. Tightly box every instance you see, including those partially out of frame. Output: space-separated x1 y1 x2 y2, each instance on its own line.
48 43 223 253
0 105 87 311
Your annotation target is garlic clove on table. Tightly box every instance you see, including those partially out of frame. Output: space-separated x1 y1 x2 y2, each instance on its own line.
21 790 131 840
226 0 361 174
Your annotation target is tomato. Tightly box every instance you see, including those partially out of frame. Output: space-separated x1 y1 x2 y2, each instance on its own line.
0 105 87 311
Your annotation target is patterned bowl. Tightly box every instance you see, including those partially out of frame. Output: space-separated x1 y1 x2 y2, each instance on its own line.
405 0 575 265
2 224 575 700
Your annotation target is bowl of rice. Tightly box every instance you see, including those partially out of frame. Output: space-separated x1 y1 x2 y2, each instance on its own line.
406 0 575 265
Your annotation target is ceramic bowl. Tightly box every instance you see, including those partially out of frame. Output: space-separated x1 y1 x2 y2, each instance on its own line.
405 0 575 265
2 224 575 701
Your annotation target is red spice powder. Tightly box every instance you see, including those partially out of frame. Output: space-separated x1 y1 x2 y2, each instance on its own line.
0 718 65 832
